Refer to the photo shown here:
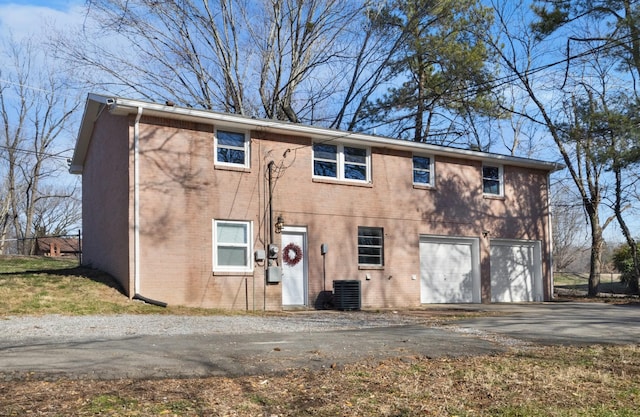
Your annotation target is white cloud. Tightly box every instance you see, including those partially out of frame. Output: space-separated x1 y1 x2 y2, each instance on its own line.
0 2 86 43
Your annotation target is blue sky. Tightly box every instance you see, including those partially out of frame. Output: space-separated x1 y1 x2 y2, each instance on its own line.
0 0 81 9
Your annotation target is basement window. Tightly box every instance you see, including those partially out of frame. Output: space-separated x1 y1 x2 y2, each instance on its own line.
358 226 384 266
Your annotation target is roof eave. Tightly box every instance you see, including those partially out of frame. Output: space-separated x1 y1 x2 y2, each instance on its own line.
69 94 112 174
74 94 565 173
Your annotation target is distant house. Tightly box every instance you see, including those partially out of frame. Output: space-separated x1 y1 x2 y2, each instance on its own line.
35 237 80 258
70 93 563 310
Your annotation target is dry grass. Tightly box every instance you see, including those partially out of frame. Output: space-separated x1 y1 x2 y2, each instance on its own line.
1 345 639 416
0 256 246 316
2 257 640 415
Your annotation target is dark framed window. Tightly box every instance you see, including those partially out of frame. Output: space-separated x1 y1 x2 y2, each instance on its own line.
482 165 502 195
215 129 249 167
358 226 384 266
413 155 433 186
313 143 370 182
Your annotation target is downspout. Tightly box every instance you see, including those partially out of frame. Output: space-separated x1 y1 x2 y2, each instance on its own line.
134 107 143 298
266 161 275 311
547 172 554 300
268 161 275 245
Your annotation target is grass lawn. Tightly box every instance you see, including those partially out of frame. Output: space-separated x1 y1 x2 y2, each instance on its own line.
554 271 634 298
0 256 231 316
1 256 639 416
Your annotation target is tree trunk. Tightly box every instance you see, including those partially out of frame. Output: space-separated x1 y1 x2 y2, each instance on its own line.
587 218 603 297
613 165 640 293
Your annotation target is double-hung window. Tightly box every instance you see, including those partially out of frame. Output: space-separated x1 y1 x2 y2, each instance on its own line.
313 143 370 182
215 129 250 167
358 226 384 266
413 155 434 186
482 165 503 196
213 220 252 272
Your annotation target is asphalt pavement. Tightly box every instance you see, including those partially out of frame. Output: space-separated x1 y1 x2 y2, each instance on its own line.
1 302 638 380
451 301 640 345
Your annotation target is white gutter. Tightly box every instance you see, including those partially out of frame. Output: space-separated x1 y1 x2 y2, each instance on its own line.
134 106 143 296
98 95 564 173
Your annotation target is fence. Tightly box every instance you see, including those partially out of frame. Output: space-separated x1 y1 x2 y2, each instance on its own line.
0 231 82 263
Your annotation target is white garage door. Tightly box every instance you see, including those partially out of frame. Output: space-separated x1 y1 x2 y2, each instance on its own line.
420 236 481 303
490 240 543 302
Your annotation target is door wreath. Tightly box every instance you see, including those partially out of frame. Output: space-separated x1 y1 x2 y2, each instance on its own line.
283 242 303 266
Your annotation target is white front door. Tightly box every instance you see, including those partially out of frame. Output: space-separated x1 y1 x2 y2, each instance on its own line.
281 228 308 306
420 236 481 303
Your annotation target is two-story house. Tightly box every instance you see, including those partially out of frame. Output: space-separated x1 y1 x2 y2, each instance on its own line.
70 93 562 310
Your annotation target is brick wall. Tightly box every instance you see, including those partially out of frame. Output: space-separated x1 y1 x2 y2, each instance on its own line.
81 112 132 295
85 112 552 309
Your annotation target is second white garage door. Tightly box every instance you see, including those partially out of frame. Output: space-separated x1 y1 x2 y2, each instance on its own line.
420 236 481 303
490 240 543 302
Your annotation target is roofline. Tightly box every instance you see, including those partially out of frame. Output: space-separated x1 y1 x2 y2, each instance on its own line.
70 93 565 173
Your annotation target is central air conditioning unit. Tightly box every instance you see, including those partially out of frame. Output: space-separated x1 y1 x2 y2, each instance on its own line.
332 280 361 311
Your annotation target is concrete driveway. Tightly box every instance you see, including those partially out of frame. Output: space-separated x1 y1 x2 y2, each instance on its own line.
1 302 638 380
446 302 640 345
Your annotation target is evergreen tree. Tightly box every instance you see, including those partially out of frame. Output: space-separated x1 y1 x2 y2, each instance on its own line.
360 0 500 145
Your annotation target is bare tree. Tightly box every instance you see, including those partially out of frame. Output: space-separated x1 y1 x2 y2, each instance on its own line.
0 40 30 254
551 182 589 271
529 0 640 293
488 0 623 296
31 183 82 237
0 36 80 254
252 0 363 122
55 0 370 124
55 0 501 148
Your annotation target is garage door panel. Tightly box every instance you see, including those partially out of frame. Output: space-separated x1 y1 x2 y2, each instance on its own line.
491 240 542 302
420 237 481 304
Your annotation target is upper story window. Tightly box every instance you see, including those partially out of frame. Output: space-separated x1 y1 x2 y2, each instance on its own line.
358 226 384 266
215 129 250 168
482 164 503 196
413 155 434 186
313 143 370 182
213 220 253 273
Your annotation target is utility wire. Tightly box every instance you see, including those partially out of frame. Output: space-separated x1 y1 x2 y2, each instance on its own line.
2 25 636 154
0 144 72 161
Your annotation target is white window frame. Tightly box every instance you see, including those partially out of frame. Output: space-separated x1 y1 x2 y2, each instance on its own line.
312 142 371 183
213 220 253 273
412 154 435 187
482 164 503 196
214 128 250 168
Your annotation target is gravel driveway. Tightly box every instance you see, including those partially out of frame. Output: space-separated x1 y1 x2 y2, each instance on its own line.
3 303 639 380
0 311 507 380
1 311 421 342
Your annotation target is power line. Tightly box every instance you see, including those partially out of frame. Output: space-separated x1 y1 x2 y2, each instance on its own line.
0 144 72 161
2 17 636 150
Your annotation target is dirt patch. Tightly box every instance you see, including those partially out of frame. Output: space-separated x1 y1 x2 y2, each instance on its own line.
554 287 640 304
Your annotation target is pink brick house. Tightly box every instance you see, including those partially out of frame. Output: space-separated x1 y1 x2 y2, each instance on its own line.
70 93 562 310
